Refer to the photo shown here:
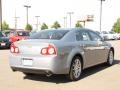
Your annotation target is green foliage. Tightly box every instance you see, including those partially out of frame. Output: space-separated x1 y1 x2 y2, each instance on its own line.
25 24 33 32
41 23 48 30
2 21 9 30
112 18 120 33
75 21 83 28
51 21 61 29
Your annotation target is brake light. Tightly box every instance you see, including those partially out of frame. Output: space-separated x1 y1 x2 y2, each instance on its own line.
10 44 19 53
41 44 56 55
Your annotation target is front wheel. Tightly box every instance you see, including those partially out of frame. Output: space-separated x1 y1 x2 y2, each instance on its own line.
67 56 82 81
106 50 114 66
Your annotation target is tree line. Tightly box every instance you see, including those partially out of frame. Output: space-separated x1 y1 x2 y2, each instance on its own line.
1 20 82 31
2 18 120 33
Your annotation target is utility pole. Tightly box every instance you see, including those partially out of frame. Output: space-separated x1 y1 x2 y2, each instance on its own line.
63 16 67 28
99 0 105 32
14 17 20 29
67 12 74 28
0 0 2 31
24 5 31 25
35 16 40 30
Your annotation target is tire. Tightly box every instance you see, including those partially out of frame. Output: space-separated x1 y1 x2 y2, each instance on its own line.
67 56 82 81
106 50 114 66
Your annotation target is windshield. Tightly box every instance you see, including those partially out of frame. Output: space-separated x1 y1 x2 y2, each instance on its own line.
0 32 4 37
29 30 69 40
17 31 29 36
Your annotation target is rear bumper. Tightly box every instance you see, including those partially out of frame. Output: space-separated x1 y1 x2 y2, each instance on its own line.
0 42 10 48
11 67 53 75
9 54 69 74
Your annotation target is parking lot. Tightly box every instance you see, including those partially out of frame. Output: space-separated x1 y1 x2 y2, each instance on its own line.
0 40 120 90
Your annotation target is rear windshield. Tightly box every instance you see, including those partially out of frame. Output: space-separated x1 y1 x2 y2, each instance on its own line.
17 31 29 36
0 32 4 37
29 30 69 40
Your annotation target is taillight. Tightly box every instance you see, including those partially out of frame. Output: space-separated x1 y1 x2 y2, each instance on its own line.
41 44 56 55
10 44 19 53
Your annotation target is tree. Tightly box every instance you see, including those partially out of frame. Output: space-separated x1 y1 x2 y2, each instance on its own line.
25 24 32 32
75 21 83 28
2 21 9 30
41 23 48 30
51 21 61 29
112 18 120 33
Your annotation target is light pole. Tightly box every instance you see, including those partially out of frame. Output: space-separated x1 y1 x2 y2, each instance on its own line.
63 16 67 28
35 16 40 30
0 0 2 31
99 0 105 32
67 12 74 28
24 5 31 25
14 17 20 29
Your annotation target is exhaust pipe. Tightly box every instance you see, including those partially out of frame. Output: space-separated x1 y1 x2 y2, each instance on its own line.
45 71 52 77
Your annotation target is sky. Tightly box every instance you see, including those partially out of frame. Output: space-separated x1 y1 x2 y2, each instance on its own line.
2 0 120 31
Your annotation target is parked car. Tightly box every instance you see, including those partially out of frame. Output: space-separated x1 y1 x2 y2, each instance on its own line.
29 30 37 36
100 31 119 40
2 30 11 37
9 28 114 81
8 30 30 43
0 32 11 49
109 31 120 40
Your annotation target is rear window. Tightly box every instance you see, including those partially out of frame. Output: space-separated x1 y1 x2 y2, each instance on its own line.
29 30 69 40
17 31 29 36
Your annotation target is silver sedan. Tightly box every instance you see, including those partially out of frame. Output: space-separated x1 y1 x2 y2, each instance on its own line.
9 28 114 81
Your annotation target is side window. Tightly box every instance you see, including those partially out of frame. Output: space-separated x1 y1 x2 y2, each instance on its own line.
76 31 91 41
76 31 83 41
89 31 101 41
82 32 91 41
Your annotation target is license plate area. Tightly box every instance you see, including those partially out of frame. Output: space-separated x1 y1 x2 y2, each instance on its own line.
22 58 33 66
1 43 6 46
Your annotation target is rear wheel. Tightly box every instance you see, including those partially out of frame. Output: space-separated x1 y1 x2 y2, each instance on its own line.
106 50 114 66
67 56 82 81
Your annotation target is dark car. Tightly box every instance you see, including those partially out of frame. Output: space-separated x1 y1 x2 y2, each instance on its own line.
2 30 11 37
0 32 11 49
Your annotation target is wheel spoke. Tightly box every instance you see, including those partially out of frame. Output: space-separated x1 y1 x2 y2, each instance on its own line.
109 51 113 65
72 58 81 78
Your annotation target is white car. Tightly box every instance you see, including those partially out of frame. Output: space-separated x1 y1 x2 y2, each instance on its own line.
100 31 118 40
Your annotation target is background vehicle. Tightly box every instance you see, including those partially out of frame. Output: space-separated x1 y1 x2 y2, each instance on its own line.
100 31 119 40
0 32 11 49
8 30 30 43
2 30 11 37
9 28 114 81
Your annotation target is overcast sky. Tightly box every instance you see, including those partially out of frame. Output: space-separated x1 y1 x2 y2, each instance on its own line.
2 0 120 31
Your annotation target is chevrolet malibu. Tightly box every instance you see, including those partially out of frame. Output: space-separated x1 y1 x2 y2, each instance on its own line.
9 28 114 81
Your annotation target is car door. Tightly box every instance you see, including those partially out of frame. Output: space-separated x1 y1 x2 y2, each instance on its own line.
88 31 108 64
76 30 104 68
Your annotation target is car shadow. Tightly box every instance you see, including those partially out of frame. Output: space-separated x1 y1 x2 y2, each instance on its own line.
0 48 10 50
23 59 120 84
